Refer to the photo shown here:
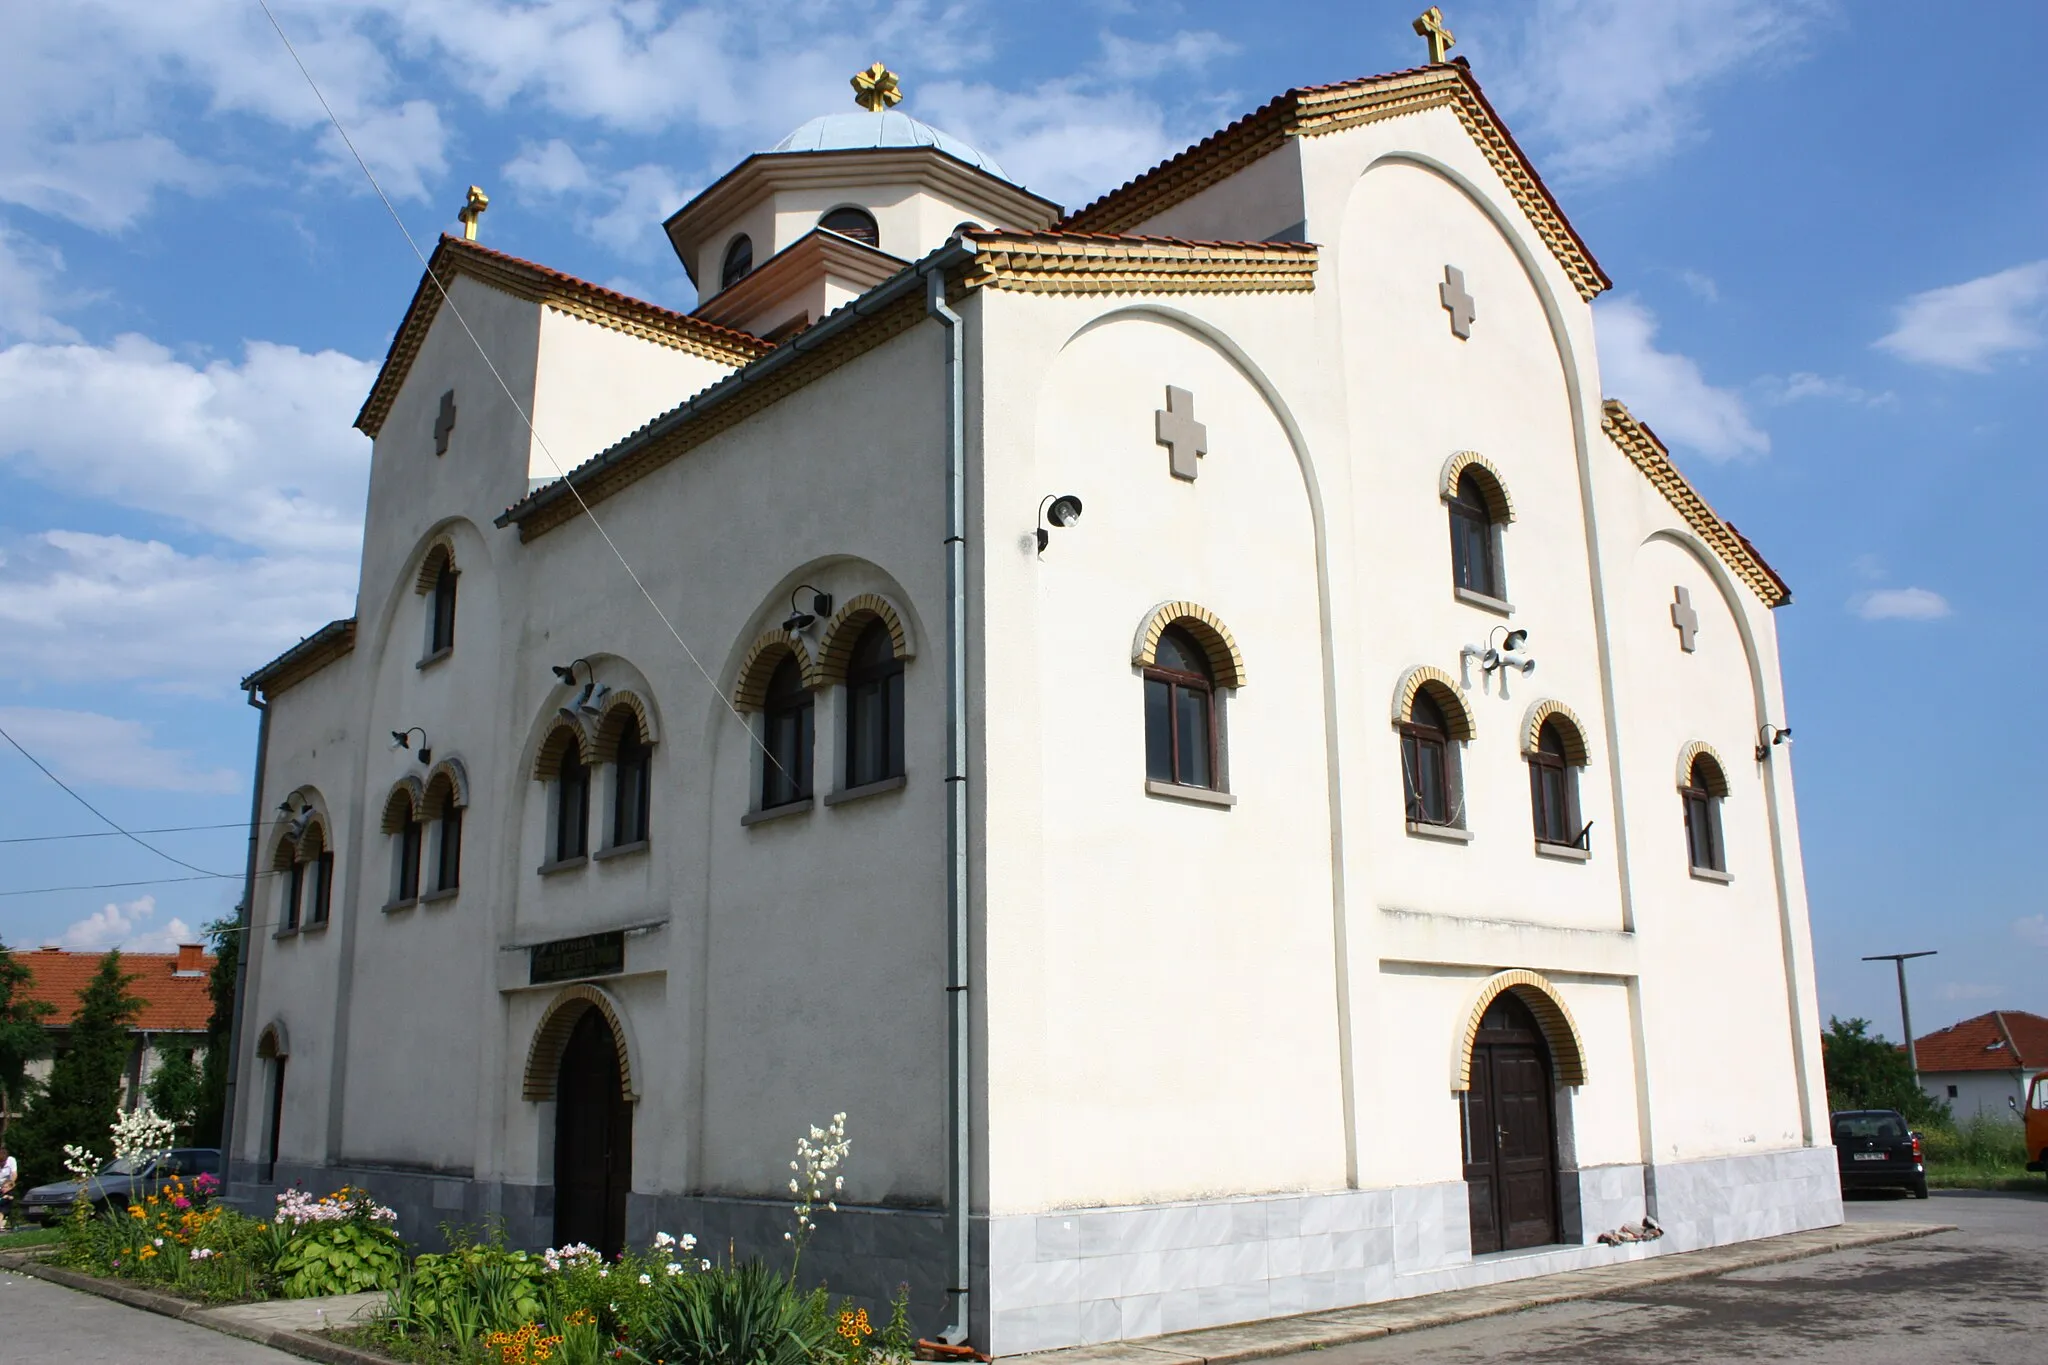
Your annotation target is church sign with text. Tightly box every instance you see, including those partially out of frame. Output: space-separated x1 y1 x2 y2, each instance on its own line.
530 931 626 985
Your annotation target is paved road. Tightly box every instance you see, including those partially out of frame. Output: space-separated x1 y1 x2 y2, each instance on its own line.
1284 1188 2046 1364
0 1268 302 1364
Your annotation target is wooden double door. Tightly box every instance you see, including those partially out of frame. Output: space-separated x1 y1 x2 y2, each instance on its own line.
554 1009 633 1258
1461 993 1560 1253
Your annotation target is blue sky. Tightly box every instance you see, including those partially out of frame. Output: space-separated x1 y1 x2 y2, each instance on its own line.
0 1 2042 1041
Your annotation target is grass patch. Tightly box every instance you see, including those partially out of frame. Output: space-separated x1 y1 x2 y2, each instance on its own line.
0 1225 66 1249
1926 1166 2040 1192
327 1323 476 1365
1920 1113 2042 1191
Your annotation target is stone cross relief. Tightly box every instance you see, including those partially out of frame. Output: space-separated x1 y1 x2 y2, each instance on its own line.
1439 265 1476 340
1155 385 1207 481
434 389 458 456
1670 585 1700 652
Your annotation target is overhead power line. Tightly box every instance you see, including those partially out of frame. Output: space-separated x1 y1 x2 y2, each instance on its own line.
0 725 237 879
0 821 273 846
0 871 260 899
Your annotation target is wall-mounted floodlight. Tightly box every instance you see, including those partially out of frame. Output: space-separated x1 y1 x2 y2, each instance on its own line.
1036 494 1084 554
390 727 432 765
551 658 592 688
1756 723 1793 762
782 585 833 634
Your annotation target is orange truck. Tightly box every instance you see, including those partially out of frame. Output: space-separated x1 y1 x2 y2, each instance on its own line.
2026 1074 2048 1174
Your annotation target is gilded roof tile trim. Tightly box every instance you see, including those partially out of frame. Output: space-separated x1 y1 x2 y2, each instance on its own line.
1131 601 1249 689
732 631 820 712
1453 969 1588 1090
963 232 1317 295
241 618 356 697
1520 699 1591 765
1440 450 1515 523
355 237 771 438
523 985 637 1102
1392 664 1475 741
814 594 916 685
1677 740 1731 797
503 289 930 540
1062 64 1610 302
1601 400 1791 609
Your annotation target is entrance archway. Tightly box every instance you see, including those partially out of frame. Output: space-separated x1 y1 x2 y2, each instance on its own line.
1460 991 1560 1252
553 1009 633 1257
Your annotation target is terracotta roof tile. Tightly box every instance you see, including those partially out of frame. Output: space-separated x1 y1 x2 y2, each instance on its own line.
1915 1011 2048 1073
19 946 216 1034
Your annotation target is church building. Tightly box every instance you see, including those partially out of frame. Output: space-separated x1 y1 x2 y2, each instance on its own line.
230 25 1837 1356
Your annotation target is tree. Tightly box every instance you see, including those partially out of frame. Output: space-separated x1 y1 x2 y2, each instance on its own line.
1820 1016 1950 1128
0 939 55 1138
191 915 239 1148
146 1045 203 1144
12 950 143 1188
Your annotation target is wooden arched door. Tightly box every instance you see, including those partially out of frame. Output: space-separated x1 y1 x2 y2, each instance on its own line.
553 1009 632 1257
1461 991 1560 1253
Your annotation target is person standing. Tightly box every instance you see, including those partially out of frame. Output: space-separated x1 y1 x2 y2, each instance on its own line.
0 1142 16 1231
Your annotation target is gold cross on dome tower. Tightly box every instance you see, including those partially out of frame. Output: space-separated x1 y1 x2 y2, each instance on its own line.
851 63 904 112
457 185 490 241
1413 7 1456 64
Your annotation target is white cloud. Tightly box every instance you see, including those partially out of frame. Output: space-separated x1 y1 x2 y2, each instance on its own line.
1875 260 2048 371
1479 0 1826 181
1596 294 1769 460
1851 587 1952 622
2014 915 2048 949
0 707 240 793
1678 269 1719 304
0 333 374 556
1095 30 1237 83
0 225 84 344
56 895 197 953
504 139 595 199
1758 372 1895 407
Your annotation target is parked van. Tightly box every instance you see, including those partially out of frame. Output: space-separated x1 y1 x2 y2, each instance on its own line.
2026 1074 2048 1176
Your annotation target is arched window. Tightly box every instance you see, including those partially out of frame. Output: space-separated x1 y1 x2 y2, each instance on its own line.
424 775 462 895
282 840 305 932
299 824 334 926
395 808 422 904
1145 626 1217 789
612 718 651 847
556 746 591 863
1682 753 1728 874
1402 689 1461 826
1447 468 1504 601
424 551 457 658
1528 719 1581 847
721 234 753 289
819 206 879 247
761 655 814 809
844 620 905 788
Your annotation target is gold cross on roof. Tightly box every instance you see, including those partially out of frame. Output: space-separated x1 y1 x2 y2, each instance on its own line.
851 62 903 112
458 185 490 241
1413 7 1456 64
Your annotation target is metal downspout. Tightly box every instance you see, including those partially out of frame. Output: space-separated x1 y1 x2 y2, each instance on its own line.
220 684 270 1194
925 266 972 1346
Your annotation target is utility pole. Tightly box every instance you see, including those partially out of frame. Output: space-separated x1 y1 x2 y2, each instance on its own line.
1863 951 1937 1079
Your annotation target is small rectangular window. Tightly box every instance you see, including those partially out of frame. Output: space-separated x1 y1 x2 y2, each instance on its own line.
398 819 422 901
284 862 305 930
310 852 334 924
429 568 457 654
436 808 462 890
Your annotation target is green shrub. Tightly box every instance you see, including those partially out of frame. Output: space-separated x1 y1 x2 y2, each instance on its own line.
641 1259 832 1365
1922 1112 2029 1170
273 1219 407 1297
386 1236 550 1349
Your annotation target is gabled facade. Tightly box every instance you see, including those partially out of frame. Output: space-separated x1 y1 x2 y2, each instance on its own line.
232 56 1834 1357
1914 1011 2048 1120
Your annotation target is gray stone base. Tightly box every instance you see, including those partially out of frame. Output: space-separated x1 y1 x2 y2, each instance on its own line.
974 1147 1843 1355
225 1160 948 1327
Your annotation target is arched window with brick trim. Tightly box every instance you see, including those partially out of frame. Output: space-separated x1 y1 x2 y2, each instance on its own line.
1682 750 1729 875
423 767 465 895
761 655 814 810
1528 719 1581 848
382 784 423 905
612 715 651 847
1145 626 1218 789
844 620 905 789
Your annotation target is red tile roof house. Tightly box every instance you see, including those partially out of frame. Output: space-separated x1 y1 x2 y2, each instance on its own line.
1913 1011 2048 1121
15 945 217 1123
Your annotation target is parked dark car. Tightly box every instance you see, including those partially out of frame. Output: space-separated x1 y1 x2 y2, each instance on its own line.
17 1147 220 1226
1832 1110 1927 1198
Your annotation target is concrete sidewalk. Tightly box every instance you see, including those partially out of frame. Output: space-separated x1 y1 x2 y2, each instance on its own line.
1013 1221 1949 1364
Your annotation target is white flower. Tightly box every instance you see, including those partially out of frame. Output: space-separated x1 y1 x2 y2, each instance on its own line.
681 1234 697 1250
654 1231 675 1249
153 1238 164 1247
665 1262 683 1276
599 1267 610 1278
639 1273 652 1286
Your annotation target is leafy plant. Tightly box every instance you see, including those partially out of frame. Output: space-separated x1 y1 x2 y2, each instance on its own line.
640 1259 832 1365
12 950 141 1187
1820 1017 1950 1128
274 1218 406 1297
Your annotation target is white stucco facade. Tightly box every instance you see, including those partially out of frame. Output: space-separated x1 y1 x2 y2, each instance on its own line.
231 61 1836 1357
